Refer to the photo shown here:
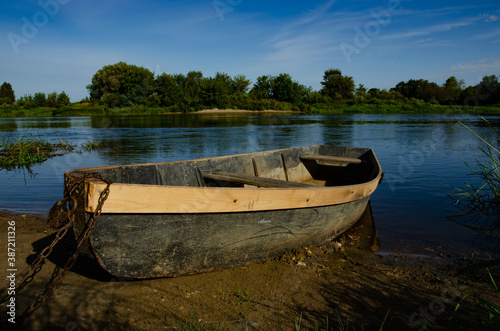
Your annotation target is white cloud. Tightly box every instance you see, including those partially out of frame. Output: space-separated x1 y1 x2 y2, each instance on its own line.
413 38 433 44
449 57 500 72
293 0 336 25
482 14 500 22
381 21 473 41
472 28 500 40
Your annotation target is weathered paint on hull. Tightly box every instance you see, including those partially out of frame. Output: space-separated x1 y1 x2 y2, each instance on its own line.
79 196 370 279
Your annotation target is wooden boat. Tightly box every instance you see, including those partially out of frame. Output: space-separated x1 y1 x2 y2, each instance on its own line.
62 145 382 279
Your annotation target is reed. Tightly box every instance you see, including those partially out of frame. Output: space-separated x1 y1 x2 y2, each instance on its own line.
450 116 500 247
0 133 73 170
81 140 107 152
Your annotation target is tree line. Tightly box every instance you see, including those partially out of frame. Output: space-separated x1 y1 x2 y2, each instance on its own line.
2 61 500 112
86 62 500 110
0 82 70 108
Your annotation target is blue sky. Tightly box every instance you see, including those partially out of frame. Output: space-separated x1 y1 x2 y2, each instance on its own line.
1 0 500 102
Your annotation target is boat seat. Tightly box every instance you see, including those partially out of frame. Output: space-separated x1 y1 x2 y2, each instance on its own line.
300 154 362 166
202 171 314 188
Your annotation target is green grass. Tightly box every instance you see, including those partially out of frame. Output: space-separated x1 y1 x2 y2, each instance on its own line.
449 116 500 329
450 116 500 246
454 260 500 330
80 140 108 152
0 133 113 170
0 133 74 170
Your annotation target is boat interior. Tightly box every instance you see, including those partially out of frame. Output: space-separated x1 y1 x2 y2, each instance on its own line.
71 145 380 188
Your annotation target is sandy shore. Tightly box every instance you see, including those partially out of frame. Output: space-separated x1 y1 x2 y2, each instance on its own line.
1 210 499 330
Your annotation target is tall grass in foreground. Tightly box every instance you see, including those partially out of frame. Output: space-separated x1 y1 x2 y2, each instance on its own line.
454 260 500 329
450 116 500 247
449 116 500 330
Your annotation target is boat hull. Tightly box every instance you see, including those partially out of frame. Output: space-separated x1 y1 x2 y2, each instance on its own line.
83 196 370 278
63 145 382 278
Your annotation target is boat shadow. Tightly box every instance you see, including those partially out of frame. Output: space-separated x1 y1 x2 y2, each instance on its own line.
29 229 116 282
340 202 380 252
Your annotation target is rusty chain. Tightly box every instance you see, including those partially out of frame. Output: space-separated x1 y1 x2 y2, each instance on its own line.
0 172 112 323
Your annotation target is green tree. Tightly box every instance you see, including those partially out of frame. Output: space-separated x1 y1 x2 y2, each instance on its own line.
393 79 446 103
183 71 203 110
57 91 70 107
0 82 15 104
87 62 127 105
250 75 273 99
87 62 155 108
393 79 422 99
155 73 183 107
442 76 462 104
368 88 381 99
231 74 251 95
33 92 47 107
16 94 35 108
356 84 367 98
320 68 355 99
47 92 58 107
120 64 155 106
271 73 302 104
201 72 232 108
477 75 500 105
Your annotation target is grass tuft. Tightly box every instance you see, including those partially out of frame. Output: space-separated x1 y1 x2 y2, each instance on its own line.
0 133 70 170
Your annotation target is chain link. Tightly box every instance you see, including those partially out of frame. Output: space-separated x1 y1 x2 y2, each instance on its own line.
0 172 112 324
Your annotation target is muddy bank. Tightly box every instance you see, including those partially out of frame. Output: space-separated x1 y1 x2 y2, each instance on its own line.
1 210 499 330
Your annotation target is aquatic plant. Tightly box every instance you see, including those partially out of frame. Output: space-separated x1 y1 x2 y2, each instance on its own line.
81 140 107 152
450 116 500 247
0 133 73 170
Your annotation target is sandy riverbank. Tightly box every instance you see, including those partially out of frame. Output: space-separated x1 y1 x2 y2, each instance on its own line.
1 209 499 330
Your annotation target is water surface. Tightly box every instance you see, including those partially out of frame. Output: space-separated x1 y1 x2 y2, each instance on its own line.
1 113 498 254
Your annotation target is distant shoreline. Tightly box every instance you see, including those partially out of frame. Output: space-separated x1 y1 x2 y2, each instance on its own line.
2 104 500 118
190 108 300 114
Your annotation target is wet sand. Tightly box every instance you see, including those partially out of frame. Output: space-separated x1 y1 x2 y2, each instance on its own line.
1 210 499 330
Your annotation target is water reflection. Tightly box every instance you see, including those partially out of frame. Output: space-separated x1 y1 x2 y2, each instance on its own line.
343 203 380 253
88 113 317 129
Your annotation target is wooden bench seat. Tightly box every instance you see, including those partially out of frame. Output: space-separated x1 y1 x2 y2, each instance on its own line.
202 171 314 188
300 154 362 165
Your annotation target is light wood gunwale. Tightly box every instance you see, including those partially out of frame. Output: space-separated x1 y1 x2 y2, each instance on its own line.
67 146 382 214
84 175 381 214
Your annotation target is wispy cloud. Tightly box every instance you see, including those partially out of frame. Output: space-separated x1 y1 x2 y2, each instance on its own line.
293 0 336 25
413 38 433 44
381 21 473 41
261 0 339 47
449 57 500 72
472 27 500 40
481 13 500 22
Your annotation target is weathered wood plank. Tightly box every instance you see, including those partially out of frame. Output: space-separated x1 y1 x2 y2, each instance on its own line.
202 171 314 188
85 177 380 214
300 154 362 165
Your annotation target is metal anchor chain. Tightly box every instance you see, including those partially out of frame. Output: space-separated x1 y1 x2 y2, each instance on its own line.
0 173 112 324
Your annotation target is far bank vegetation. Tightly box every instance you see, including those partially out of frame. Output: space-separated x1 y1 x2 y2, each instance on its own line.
1 62 500 116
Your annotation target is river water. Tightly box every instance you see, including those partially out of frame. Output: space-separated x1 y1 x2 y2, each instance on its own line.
1 113 499 254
